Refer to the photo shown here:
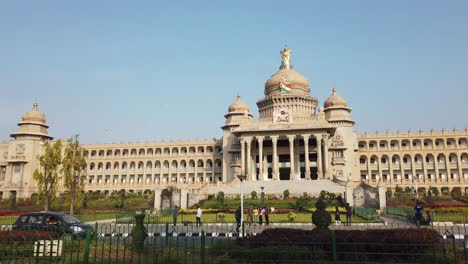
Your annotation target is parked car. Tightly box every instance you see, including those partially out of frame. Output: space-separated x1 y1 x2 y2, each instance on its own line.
12 212 94 237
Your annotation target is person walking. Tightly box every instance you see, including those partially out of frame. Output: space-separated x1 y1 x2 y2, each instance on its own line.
335 206 341 225
247 205 253 225
253 207 259 225
196 207 202 227
414 201 424 226
173 206 179 227
259 207 265 225
235 207 242 232
264 206 270 225
345 203 352 226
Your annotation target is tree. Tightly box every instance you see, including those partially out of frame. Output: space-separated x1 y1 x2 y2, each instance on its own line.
33 140 62 212
62 135 87 216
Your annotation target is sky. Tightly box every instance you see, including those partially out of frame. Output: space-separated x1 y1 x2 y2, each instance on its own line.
0 0 467 144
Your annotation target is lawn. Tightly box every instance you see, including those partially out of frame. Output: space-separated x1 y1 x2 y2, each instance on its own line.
145 213 372 224
200 198 341 209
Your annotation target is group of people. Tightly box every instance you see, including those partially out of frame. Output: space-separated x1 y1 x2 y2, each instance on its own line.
247 205 271 226
234 205 271 232
333 203 354 225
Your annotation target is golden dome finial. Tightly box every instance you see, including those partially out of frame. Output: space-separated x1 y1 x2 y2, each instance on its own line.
332 87 336 95
33 100 38 111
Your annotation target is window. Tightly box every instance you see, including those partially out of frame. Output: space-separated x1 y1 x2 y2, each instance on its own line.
334 150 343 158
380 158 386 164
29 215 43 224
380 143 385 148
404 174 409 180
402 143 407 147
412 142 416 147
392 158 396 163
403 158 408 163
369 143 374 147
370 158 375 164
360 158 366 164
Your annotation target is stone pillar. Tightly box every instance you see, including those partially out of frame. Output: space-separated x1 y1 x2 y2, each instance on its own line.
445 154 451 184
378 184 387 210
288 135 295 180
345 182 354 206
303 135 310 179
180 188 188 209
411 155 417 183
458 154 463 183
316 135 323 179
378 155 383 183
322 134 329 179
257 136 265 181
399 157 405 184
271 136 279 180
154 188 163 210
240 137 245 176
246 137 252 181
434 157 439 183
388 158 393 184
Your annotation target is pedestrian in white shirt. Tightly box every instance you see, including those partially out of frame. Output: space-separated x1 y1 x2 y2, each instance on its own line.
196 207 202 227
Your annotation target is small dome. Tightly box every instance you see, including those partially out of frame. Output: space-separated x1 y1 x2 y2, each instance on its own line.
264 68 310 96
228 95 250 113
324 88 347 108
21 102 46 124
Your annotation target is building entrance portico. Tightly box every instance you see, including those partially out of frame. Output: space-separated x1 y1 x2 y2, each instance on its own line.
235 132 333 182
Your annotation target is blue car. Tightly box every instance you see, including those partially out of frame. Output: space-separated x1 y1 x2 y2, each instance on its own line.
12 212 94 238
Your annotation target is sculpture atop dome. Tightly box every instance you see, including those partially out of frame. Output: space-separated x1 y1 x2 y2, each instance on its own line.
280 47 293 70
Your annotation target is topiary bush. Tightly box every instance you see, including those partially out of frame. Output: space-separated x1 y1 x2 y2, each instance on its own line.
251 191 257 199
311 199 331 230
451 187 462 197
429 187 439 196
283 189 290 199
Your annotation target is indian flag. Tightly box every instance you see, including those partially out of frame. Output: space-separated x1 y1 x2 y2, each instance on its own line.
279 81 292 93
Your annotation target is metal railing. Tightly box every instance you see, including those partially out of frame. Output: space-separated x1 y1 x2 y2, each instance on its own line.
1 223 467 263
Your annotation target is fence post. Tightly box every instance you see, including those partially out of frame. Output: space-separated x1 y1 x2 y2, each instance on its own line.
200 230 206 264
330 229 337 264
242 222 245 237
165 222 169 243
83 230 91 264
94 222 99 242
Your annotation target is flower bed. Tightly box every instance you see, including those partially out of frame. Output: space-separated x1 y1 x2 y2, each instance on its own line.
0 210 25 216
0 230 59 242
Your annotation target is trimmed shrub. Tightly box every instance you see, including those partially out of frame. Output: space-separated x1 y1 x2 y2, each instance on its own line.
441 187 450 196
450 187 462 197
429 187 439 196
386 188 393 198
235 228 442 263
250 191 257 199
283 190 290 199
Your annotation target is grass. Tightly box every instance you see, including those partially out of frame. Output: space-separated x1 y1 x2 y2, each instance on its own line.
142 213 372 224
199 198 341 209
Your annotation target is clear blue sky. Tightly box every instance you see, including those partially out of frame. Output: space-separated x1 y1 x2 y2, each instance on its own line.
0 0 467 144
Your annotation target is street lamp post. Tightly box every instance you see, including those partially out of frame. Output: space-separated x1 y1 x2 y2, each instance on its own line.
238 174 246 235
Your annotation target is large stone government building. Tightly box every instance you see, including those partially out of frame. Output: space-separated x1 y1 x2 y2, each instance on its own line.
1 49 467 207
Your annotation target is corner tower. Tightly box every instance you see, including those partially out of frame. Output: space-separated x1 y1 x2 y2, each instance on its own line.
1 102 53 199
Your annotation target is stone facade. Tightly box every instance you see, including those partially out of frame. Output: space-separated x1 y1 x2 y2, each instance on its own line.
0 49 467 205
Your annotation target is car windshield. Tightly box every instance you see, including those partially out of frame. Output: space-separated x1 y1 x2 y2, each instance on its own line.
62 215 81 224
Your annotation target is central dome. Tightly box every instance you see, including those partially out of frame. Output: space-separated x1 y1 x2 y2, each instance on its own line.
264 48 310 96
264 68 310 96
